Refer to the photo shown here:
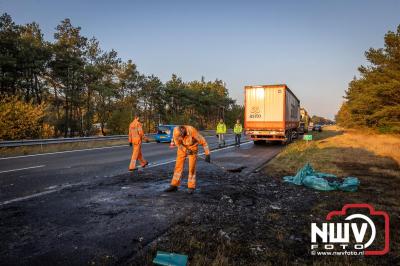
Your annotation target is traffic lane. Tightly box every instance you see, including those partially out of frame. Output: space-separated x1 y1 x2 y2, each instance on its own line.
0 134 233 170
0 135 237 202
0 138 245 204
0 134 234 177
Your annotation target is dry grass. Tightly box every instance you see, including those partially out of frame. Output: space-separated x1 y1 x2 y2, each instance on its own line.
320 126 400 164
264 126 400 177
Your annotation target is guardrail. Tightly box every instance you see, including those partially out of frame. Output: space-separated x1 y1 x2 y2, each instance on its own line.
0 129 234 148
0 135 133 147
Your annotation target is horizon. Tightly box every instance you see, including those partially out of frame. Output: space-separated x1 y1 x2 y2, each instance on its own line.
2 0 399 119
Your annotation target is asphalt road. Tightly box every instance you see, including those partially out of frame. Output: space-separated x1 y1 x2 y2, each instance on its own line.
0 134 242 204
0 133 284 265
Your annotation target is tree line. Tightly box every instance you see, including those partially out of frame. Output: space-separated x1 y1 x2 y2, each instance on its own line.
311 115 334 125
336 25 400 133
0 13 242 140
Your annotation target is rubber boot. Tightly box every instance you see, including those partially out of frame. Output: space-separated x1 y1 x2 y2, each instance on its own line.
164 185 178 192
188 188 195 194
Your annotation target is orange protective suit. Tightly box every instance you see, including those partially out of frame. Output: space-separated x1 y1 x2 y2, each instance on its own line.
170 126 210 189
128 118 148 170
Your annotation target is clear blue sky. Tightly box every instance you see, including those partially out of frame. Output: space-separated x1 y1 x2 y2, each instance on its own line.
1 0 399 119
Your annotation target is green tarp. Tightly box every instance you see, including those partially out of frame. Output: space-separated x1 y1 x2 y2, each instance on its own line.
283 163 360 192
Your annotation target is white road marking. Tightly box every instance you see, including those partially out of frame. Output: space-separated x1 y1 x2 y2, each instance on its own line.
0 165 45 174
144 141 252 169
0 182 83 206
0 135 232 160
0 145 130 160
0 141 252 206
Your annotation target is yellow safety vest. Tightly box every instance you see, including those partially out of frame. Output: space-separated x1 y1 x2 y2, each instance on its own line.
234 123 242 134
216 123 226 134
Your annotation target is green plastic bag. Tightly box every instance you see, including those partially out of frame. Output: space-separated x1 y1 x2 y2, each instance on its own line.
283 163 360 192
153 251 188 266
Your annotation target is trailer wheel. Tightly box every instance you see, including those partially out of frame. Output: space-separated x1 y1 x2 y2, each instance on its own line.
282 130 291 145
292 130 298 139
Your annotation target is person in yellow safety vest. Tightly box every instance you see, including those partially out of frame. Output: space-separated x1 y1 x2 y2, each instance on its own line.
234 119 243 147
216 119 227 147
164 125 211 194
128 116 149 171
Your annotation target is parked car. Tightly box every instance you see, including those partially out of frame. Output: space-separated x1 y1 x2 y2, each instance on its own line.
313 124 322 132
154 125 177 143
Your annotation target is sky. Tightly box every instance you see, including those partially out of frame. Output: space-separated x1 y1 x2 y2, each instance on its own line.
1 0 399 119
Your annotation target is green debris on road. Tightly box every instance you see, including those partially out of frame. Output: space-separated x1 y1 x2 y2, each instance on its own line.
153 251 188 266
283 163 360 192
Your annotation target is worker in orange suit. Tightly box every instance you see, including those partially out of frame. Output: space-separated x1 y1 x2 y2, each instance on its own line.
128 115 149 171
165 125 211 194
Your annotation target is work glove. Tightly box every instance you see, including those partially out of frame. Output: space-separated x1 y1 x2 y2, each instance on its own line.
129 142 132 147
186 149 194 155
205 154 211 163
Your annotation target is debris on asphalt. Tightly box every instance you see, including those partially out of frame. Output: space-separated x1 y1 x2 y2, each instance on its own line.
218 229 231 241
283 163 360 191
153 251 188 266
270 204 281 210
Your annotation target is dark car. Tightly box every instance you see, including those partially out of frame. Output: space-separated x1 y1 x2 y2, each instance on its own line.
313 124 322 132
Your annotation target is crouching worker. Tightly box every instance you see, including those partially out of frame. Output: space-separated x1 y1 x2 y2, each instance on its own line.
128 115 149 171
165 125 211 194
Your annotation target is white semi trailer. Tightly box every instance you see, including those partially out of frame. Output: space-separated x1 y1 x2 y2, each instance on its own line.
244 84 300 144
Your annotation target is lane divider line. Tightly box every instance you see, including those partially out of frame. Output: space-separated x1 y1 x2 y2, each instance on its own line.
0 165 45 174
143 141 252 169
0 145 129 160
0 182 82 207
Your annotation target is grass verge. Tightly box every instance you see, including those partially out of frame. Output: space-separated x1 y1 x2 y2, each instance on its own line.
263 125 400 265
264 126 400 176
